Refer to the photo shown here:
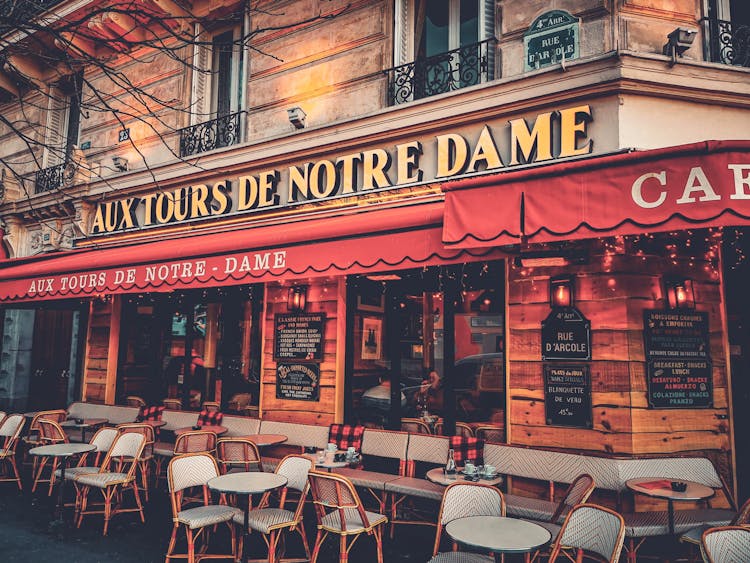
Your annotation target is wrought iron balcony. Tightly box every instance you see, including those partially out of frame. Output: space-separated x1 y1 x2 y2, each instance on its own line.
385 38 497 106
179 111 243 157
702 17 750 67
35 162 68 194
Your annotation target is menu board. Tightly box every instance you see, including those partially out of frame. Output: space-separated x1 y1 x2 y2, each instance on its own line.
541 307 591 361
544 364 592 428
274 313 325 361
643 310 712 408
276 363 320 401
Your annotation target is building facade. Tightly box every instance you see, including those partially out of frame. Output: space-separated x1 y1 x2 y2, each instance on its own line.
0 0 749 502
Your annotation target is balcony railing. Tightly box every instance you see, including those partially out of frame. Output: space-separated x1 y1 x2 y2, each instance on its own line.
385 38 497 106
702 17 750 67
179 111 243 157
35 162 68 194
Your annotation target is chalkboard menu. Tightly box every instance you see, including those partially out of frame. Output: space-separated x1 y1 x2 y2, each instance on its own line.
643 310 712 408
541 307 591 361
276 363 320 401
544 364 592 428
274 313 325 361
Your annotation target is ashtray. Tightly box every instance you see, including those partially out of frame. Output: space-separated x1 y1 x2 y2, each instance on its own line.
670 481 687 492
75 418 84 425
192 425 201 430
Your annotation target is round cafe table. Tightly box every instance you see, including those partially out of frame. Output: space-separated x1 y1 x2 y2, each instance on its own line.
446 515 551 563
626 477 715 536
426 467 503 487
29 443 96 523
242 434 287 447
208 471 287 562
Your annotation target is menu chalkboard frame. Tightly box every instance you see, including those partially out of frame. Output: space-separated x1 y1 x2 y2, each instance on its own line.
643 309 713 409
544 364 592 429
274 313 326 362
276 363 320 401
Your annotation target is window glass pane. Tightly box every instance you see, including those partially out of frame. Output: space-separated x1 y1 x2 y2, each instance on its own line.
212 30 234 116
460 0 478 46
422 0 449 56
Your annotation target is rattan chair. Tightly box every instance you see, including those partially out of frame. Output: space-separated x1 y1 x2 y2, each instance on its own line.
400 418 432 434
434 421 474 438
125 396 147 408
549 504 625 563
235 454 313 563
428 482 505 563
74 432 146 535
680 496 750 557
154 430 217 489
56 427 119 481
201 401 221 413
163 398 182 410
308 470 387 563
31 418 70 495
0 414 25 490
216 437 263 474
166 453 241 563
473 425 505 443
701 526 750 563
117 423 155 501
23 409 67 455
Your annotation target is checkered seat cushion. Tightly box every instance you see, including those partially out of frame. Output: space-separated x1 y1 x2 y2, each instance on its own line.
505 494 558 522
449 436 483 465
178 504 241 530
137 406 165 422
623 508 733 537
75 472 131 488
197 410 224 426
384 477 445 501
329 424 365 451
233 508 295 533
427 553 493 563
320 508 387 533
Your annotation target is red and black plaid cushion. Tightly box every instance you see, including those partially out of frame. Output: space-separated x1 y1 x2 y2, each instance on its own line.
449 436 484 465
136 405 165 422
197 410 223 426
328 424 364 451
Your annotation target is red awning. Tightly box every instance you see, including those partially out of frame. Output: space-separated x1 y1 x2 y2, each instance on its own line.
0 201 505 303
442 140 750 247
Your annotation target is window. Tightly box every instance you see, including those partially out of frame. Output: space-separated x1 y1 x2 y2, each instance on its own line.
181 25 244 156
704 0 750 66
36 72 83 193
390 0 495 104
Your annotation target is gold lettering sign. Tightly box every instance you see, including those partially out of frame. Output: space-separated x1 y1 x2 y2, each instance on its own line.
90 105 593 235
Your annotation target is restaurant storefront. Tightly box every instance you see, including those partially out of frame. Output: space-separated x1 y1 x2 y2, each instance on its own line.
1 107 748 498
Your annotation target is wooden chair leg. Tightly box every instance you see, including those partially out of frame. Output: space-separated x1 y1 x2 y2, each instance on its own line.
298 524 311 559
311 530 324 563
339 534 348 562
165 524 178 561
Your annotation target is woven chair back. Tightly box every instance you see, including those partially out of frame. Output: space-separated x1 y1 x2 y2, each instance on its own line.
175 430 216 454
216 437 262 473
125 396 146 408
0 414 25 447
401 418 432 434
309 470 373 531
702 526 750 563
474 425 505 443
38 419 68 444
552 473 596 523
163 398 182 410
550 504 625 563
30 409 67 431
102 432 146 477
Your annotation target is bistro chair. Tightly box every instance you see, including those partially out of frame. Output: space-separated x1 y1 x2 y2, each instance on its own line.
154 430 217 489
549 504 625 563
308 469 387 563
23 409 67 456
474 424 505 443
0 411 6 426
701 526 750 563
0 414 25 490
680 496 750 559
163 398 183 410
125 396 147 408
235 454 313 563
201 401 221 413
400 418 432 434
227 393 252 413
166 453 241 563
434 421 474 438
74 431 146 535
216 437 263 474
31 418 69 495
117 423 156 501
56 426 119 481
428 482 505 563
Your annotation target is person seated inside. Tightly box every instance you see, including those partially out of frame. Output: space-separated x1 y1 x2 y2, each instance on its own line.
414 368 444 416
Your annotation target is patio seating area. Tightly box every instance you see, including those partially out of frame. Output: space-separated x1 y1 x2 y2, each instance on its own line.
0 405 743 562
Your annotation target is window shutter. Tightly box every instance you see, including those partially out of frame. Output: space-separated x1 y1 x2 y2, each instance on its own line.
44 86 69 167
481 0 496 80
191 24 211 125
